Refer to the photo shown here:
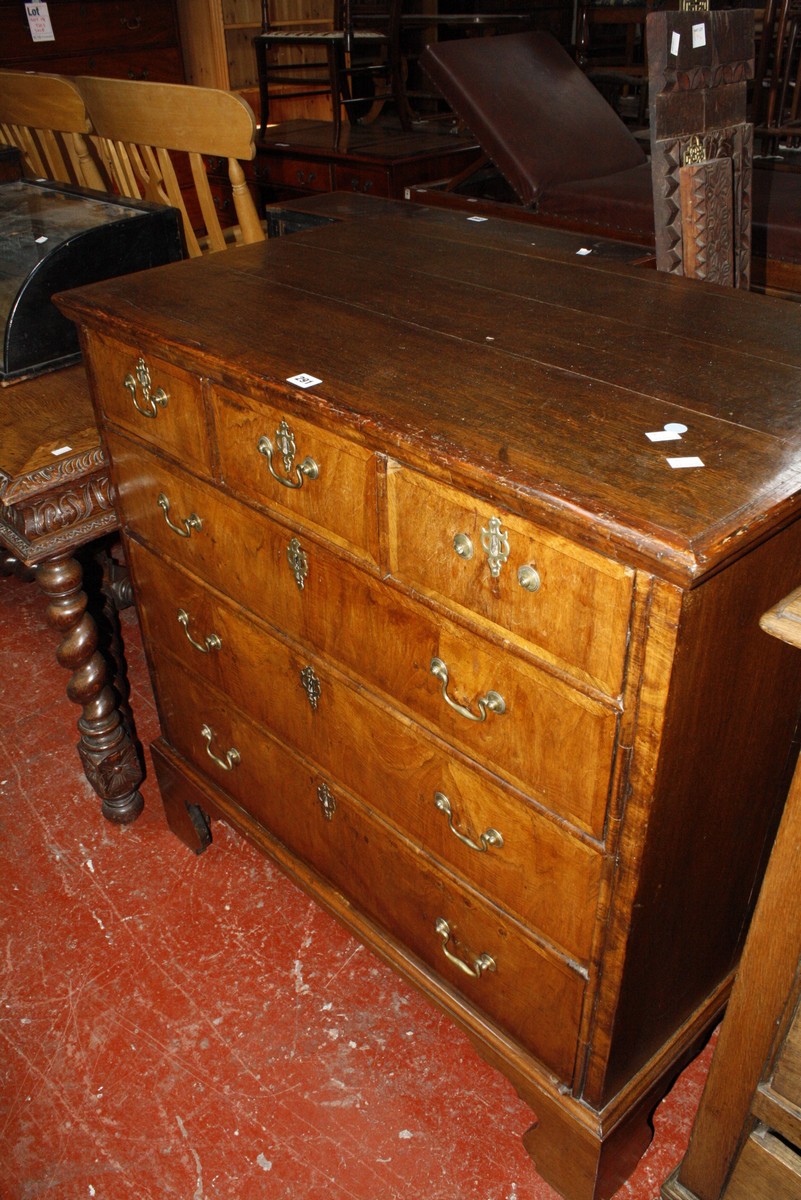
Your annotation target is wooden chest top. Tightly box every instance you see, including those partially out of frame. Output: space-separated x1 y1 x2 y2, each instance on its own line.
58 201 801 585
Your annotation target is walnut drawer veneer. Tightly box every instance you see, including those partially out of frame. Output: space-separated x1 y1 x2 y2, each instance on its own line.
57 202 801 1200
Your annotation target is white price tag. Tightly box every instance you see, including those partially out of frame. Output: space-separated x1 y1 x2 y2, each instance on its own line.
646 422 688 443
671 31 681 56
667 456 705 469
692 22 707 49
286 373 322 389
25 2 55 42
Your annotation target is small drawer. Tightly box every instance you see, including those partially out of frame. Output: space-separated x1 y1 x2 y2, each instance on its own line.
723 1129 801 1200
154 657 585 1085
386 462 633 695
112 439 617 837
332 165 389 196
254 155 332 193
85 332 212 473
211 386 380 562
128 540 605 963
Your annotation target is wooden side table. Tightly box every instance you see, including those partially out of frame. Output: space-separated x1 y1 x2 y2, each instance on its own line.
0 364 143 822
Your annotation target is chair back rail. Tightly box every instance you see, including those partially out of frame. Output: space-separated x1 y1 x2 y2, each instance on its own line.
75 76 265 256
0 69 107 190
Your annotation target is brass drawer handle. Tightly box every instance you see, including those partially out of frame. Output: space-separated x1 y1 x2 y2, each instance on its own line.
257 419 319 490
517 564 541 593
453 532 473 560
435 918 496 979
157 493 202 538
124 357 169 418
434 791 503 853
430 657 505 722
177 608 221 654
200 723 240 771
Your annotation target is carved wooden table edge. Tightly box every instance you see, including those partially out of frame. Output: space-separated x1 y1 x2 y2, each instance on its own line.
0 372 144 823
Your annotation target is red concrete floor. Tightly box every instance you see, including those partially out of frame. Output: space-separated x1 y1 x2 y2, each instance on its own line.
0 569 715 1200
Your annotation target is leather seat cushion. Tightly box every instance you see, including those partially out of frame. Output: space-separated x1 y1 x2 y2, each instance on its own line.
537 161 655 243
538 161 801 265
420 30 647 207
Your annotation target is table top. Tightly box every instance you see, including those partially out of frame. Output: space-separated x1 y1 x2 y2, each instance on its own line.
0 365 99 500
0 363 116 565
57 197 801 586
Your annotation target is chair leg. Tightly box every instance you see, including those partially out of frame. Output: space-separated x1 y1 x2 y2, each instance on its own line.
330 42 345 146
255 38 270 140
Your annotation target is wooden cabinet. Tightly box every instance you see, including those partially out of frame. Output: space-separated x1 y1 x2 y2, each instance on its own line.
58 201 801 1200
0 0 184 81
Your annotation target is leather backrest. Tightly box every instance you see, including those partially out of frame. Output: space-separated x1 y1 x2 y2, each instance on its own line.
421 31 647 207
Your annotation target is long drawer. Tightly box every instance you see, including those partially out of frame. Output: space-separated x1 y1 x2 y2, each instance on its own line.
129 539 605 963
111 435 619 838
152 651 587 1084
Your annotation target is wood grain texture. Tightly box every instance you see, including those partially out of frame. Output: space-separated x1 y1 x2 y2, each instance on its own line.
61 200 801 1200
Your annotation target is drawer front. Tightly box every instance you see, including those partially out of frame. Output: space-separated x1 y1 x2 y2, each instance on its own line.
332 165 390 196
86 333 211 472
112 439 618 837
211 386 380 562
387 462 633 695
0 0 178 60
154 655 585 1083
254 155 332 193
129 540 604 962
723 1130 801 1200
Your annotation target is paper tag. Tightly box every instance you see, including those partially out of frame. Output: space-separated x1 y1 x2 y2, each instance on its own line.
576 248 592 256
671 30 680 55
286 373 322 389
467 216 488 222
692 22 706 48
35 235 48 244
646 422 688 443
25 2 55 42
667 456 704 469
51 445 72 457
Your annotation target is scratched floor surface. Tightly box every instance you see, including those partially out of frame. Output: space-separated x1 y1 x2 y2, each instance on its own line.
0 571 714 1200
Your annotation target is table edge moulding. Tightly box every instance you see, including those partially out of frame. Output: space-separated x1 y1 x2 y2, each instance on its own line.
54 197 801 1200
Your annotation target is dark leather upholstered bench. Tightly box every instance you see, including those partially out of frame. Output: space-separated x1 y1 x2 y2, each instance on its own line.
421 30 801 294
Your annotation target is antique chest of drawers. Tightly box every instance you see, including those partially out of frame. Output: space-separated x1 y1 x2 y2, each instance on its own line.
58 201 801 1200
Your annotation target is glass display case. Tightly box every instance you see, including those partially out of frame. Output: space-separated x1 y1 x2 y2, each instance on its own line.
0 180 183 383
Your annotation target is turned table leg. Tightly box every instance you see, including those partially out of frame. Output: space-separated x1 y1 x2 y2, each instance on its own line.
36 550 144 823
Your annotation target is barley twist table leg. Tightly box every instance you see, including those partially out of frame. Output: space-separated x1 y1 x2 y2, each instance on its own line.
36 551 144 823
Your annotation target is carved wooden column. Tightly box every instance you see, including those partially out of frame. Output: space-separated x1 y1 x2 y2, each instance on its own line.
648 5 754 288
0 365 144 822
36 551 143 823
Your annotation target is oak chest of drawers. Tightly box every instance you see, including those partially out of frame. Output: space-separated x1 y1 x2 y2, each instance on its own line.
58 201 801 1200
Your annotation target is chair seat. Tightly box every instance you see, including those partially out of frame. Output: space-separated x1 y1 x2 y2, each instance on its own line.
255 30 387 42
538 160 801 267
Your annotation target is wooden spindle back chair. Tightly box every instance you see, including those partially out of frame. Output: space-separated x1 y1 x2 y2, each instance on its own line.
254 0 406 145
75 76 265 257
0 69 108 190
753 0 801 154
